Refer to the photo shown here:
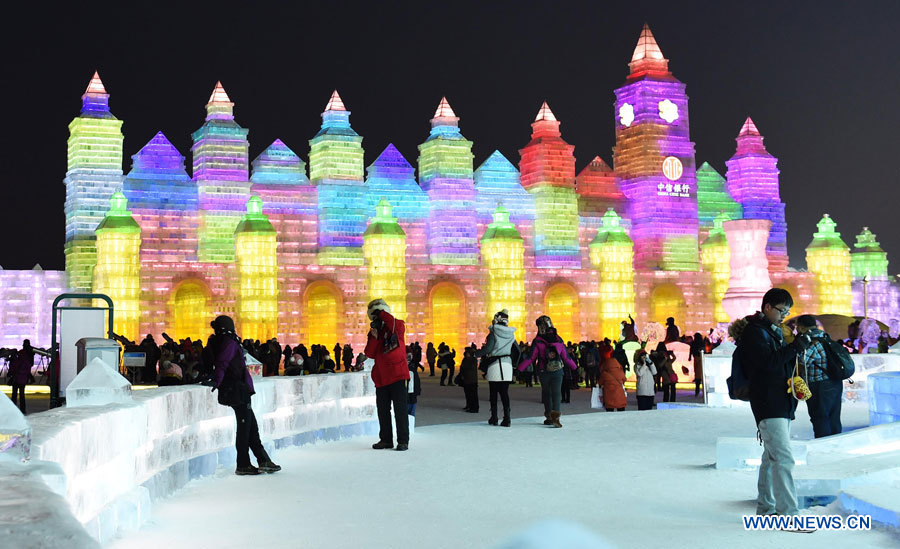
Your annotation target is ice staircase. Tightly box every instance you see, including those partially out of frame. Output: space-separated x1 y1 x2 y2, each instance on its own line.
717 421 900 530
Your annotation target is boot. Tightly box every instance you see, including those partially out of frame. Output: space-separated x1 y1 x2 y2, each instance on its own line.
500 407 511 427
550 411 562 428
258 460 281 473
235 465 261 476
488 402 498 425
543 413 553 426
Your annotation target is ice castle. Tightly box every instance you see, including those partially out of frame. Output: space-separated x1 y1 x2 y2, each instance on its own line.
2 24 899 351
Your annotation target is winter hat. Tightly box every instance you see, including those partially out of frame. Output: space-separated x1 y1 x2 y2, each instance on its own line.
367 298 391 321
211 315 235 334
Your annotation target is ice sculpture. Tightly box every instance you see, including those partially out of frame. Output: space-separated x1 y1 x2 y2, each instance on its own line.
64 71 125 292
806 214 852 315
725 118 788 272
480 206 526 340
613 24 699 271
474 151 535 244
519 102 581 268
851 227 898 322
589 209 635 339
576 156 627 256
363 200 408 320
0 392 30 462
696 162 742 240
234 196 278 341
721 219 772 321
310 91 367 266
700 213 732 323
92 192 141 340
418 98 478 265
65 357 132 406
868 371 900 425
193 82 251 263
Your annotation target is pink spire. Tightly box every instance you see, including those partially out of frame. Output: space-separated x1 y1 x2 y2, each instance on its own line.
208 81 232 104
534 101 557 122
433 97 457 119
85 71 107 95
627 23 670 78
739 117 760 136
630 24 664 63
325 90 346 112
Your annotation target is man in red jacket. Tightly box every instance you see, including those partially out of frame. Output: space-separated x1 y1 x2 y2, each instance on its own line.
364 299 410 451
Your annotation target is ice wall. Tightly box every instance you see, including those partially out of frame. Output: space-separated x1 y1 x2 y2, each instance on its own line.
0 266 67 348
23 372 378 544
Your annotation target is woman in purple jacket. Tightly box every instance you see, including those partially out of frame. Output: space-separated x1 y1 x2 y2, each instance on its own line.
206 315 281 476
517 316 577 427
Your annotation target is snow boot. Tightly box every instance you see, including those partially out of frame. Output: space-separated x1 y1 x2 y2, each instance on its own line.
550 411 562 428
501 406 511 427
543 413 553 426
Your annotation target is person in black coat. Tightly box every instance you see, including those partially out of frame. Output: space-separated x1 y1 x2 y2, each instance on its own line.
407 351 422 417
459 347 479 413
735 288 810 519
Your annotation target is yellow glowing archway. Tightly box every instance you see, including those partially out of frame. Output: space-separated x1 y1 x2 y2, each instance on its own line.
304 281 343 349
543 283 580 343
650 284 686 327
429 282 466 353
169 280 212 342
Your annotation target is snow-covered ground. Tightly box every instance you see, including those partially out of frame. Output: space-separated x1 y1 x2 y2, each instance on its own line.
108 402 900 549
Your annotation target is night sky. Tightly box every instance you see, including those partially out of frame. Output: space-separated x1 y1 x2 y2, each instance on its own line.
2 1 898 273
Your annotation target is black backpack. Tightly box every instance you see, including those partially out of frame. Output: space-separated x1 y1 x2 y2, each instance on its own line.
815 334 855 381
727 327 773 401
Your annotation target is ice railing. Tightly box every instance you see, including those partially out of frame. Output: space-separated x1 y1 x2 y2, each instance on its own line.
27 372 378 543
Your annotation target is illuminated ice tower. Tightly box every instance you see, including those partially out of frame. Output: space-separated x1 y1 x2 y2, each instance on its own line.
613 25 699 271
725 118 788 272
589 209 635 339
805 214 851 315
519 102 581 268
93 192 141 340
309 91 366 266
850 227 894 321
700 212 731 323
234 197 278 341
418 98 477 265
363 200 408 320
696 162 742 241
64 71 125 291
193 82 251 263
480 206 526 340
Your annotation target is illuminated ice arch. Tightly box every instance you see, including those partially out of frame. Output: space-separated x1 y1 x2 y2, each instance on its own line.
658 99 679 123
168 280 212 342
649 283 686 328
429 282 466 353
303 280 343 349
543 283 580 343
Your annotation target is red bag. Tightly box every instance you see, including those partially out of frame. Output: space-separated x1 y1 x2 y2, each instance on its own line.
670 372 678 383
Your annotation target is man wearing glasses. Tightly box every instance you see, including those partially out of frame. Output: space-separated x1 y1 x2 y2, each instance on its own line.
736 288 812 530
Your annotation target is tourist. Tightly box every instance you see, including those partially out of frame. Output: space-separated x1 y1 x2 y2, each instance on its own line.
689 332 705 397
426 342 437 377
407 351 421 417
652 342 677 402
599 344 626 411
333 342 342 371
438 343 456 387
342 343 353 371
582 341 600 388
735 288 810 522
8 340 34 413
158 348 183 386
634 349 657 410
204 315 281 475
664 317 680 343
458 347 479 413
517 315 577 428
411 342 423 370
282 344 292 370
475 309 517 426
139 335 161 384
796 315 843 438
365 298 410 451
621 314 638 342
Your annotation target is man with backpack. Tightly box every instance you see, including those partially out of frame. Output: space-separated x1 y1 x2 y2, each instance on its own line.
796 315 844 438
734 288 811 526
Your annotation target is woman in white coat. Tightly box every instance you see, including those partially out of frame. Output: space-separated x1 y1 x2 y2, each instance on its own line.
634 349 657 411
475 309 517 427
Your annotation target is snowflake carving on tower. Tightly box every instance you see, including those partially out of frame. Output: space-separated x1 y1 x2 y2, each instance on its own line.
658 99 679 123
618 103 635 127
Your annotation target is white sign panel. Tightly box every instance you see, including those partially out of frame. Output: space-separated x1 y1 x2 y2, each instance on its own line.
59 309 106 396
